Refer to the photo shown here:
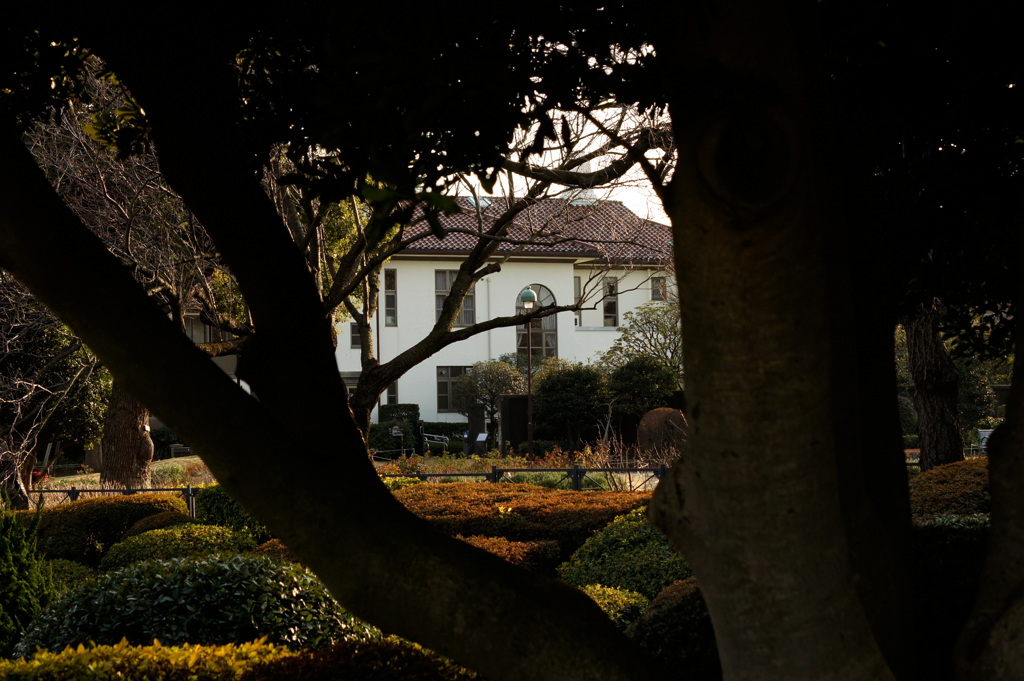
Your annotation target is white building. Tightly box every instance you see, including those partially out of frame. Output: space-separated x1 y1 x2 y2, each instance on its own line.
335 197 672 424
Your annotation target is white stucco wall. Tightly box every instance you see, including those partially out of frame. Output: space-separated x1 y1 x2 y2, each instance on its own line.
335 256 670 423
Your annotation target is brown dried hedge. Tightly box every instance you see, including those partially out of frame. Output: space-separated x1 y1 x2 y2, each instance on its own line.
908 457 989 521
393 483 650 559
455 535 560 574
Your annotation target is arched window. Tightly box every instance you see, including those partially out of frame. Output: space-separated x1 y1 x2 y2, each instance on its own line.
516 284 557 359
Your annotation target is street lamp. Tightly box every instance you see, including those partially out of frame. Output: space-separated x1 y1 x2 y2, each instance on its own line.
519 286 537 458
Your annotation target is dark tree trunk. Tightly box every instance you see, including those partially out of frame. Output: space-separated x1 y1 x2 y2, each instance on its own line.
99 379 154 488
904 302 963 471
0 453 29 510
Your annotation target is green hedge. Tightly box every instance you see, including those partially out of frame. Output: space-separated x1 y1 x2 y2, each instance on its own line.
626 578 720 681
99 524 257 571
1 640 292 679
557 508 691 599
393 483 649 560
195 485 270 542
15 554 378 657
124 510 199 537
0 509 56 658
379 404 421 424
581 585 649 631
43 559 95 595
17 493 187 567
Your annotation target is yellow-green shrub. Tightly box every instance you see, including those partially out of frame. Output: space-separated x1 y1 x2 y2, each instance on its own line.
909 457 989 521
557 508 691 599
239 639 478 681
43 559 95 595
125 510 199 537
99 524 257 571
1 639 293 680
195 485 270 542
20 494 188 566
581 584 649 631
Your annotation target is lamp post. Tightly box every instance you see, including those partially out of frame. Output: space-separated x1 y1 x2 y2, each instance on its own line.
519 286 537 459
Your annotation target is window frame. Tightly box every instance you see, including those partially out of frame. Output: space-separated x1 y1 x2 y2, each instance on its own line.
435 270 475 327
384 268 398 326
437 366 470 412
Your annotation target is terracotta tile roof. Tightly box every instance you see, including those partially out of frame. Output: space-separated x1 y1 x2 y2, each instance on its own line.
400 197 671 265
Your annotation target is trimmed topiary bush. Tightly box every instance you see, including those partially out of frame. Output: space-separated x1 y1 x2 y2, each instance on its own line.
626 578 720 681
557 508 691 599
99 524 257 571
581 585 649 631
20 493 188 566
124 509 199 537
43 558 96 595
381 476 427 492
239 638 478 681
0 508 56 658
251 538 298 563
15 554 378 657
394 483 649 560
909 457 989 522
456 535 560 574
1 640 293 679
195 485 271 542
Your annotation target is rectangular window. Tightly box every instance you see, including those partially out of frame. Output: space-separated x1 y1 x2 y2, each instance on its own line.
602 277 619 327
651 276 667 301
574 276 582 327
350 322 361 349
435 270 475 326
384 269 398 326
437 366 470 412
386 381 398 405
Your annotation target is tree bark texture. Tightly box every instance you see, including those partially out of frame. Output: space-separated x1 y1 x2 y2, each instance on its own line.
0 453 29 510
904 302 963 471
99 379 154 489
649 2 901 680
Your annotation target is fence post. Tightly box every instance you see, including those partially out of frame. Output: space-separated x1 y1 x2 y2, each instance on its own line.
69 486 79 502
489 465 499 483
655 464 668 480
572 465 582 491
185 485 196 518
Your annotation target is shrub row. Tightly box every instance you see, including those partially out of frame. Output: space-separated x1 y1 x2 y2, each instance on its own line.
15 554 378 658
909 457 989 521
18 494 187 566
456 536 560 574
394 483 649 559
99 524 257 571
2 640 292 680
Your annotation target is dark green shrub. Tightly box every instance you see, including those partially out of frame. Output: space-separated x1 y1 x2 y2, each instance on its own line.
581 584 649 631
99 524 257 570
15 554 378 657
504 472 572 489
150 426 184 459
911 514 989 681
43 558 95 594
21 493 188 566
457 535 560 574
1 640 292 679
240 638 478 681
0 509 56 657
368 419 414 454
557 508 691 599
394 483 649 560
626 578 720 681
124 509 199 537
195 484 270 542
909 457 989 521
421 422 469 441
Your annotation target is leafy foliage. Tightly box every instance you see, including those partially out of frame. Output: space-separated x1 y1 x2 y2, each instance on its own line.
608 356 678 418
533 362 609 445
22 493 187 566
1 639 293 679
239 638 479 681
453 361 526 443
626 578 720 681
0 509 56 657
42 558 95 595
99 524 256 571
600 302 683 387
908 457 989 522
195 485 271 542
124 510 199 537
580 585 649 632
558 508 691 599
15 554 379 657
